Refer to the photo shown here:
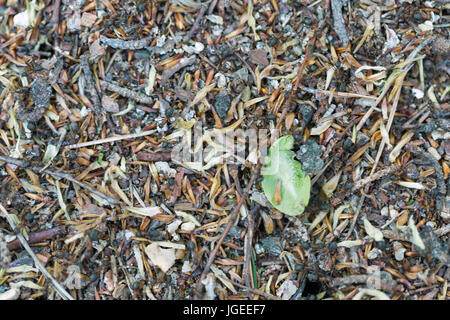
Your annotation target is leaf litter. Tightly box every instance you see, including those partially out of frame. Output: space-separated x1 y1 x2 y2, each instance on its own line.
0 0 448 301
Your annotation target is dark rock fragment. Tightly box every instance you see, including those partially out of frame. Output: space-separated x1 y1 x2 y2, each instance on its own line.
296 140 324 175
17 78 52 123
213 94 231 119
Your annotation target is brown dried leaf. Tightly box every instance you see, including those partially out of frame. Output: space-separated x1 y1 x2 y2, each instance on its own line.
249 49 269 66
350 144 370 163
260 210 274 234
80 12 97 28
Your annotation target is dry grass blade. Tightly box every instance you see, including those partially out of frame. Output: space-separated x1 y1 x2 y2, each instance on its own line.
66 130 157 149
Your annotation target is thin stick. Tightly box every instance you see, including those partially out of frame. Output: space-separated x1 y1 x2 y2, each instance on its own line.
196 163 262 295
66 129 156 149
136 151 172 162
300 87 377 100
183 4 208 43
311 159 333 186
7 227 65 250
100 80 153 104
243 205 259 295
51 0 61 25
208 0 218 14
293 35 316 95
344 194 365 240
402 105 428 129
0 155 118 205
161 56 197 85
0 203 74 300
44 170 117 204
276 34 316 129
351 164 400 192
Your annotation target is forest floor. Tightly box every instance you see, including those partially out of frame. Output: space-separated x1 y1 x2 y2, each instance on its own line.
0 0 449 300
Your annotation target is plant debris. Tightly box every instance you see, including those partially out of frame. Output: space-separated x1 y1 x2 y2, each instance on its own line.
0 0 448 301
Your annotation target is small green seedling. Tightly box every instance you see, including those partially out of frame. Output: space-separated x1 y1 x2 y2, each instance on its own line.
261 135 310 216
97 152 104 165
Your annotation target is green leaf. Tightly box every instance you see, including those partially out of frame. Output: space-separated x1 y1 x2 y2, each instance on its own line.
261 136 310 216
97 153 104 165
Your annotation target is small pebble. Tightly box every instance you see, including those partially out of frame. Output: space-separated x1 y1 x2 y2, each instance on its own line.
304 17 312 25
89 229 100 241
268 38 277 47
413 12 422 20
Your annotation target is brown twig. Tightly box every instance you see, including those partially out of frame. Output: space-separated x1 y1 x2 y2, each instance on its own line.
402 105 429 129
351 164 400 192
51 0 61 26
161 56 197 85
196 162 262 295
183 4 208 43
100 80 153 104
136 151 172 162
300 87 377 100
7 226 65 251
229 165 243 197
243 205 259 295
292 34 316 96
80 55 102 114
276 34 316 129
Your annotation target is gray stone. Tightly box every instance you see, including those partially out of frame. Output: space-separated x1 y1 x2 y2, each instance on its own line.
296 140 324 175
233 68 248 82
260 237 282 256
213 95 231 119
298 104 314 125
